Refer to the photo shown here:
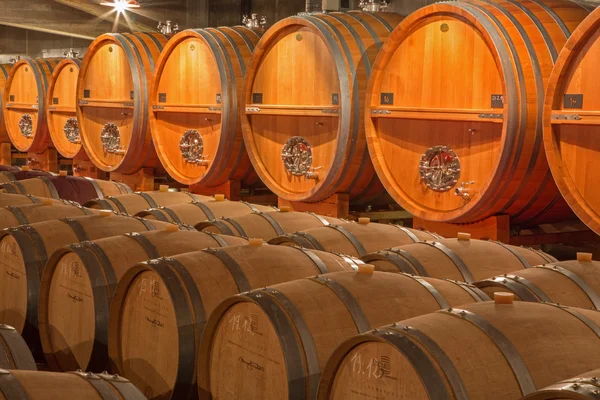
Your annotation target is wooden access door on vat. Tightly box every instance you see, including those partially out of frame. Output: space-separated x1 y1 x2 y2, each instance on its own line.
366 0 590 225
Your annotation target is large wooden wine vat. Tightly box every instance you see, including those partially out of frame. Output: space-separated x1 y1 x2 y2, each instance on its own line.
77 33 168 173
241 11 404 203
151 27 260 187
544 7 600 235
46 58 83 159
365 0 590 224
2 58 62 153
0 63 11 143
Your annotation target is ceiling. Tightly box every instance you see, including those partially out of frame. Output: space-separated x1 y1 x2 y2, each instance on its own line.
0 0 202 40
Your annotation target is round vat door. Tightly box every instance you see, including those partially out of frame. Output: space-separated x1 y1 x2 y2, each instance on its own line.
179 129 205 165
281 136 313 177
19 114 33 138
418 145 461 192
63 118 80 144
100 122 122 154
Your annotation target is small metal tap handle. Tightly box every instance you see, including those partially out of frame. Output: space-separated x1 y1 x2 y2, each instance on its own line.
305 166 322 179
454 181 475 201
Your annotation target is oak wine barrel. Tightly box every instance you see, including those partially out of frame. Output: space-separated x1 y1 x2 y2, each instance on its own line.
46 58 84 159
39 228 246 373
0 64 12 143
0 164 19 172
0 193 63 207
362 234 557 283
269 219 441 257
0 170 53 183
108 243 364 400
317 295 600 400
365 0 590 224
2 58 62 153
0 200 97 230
151 27 260 188
0 213 175 355
77 33 169 173
544 7 600 235
241 11 404 203
475 254 600 309
523 367 600 400
198 269 487 400
0 324 37 370
196 209 344 241
136 198 275 225
0 175 131 204
84 190 211 215
0 370 146 399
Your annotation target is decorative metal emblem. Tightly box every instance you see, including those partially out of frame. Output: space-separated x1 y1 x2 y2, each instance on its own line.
63 118 80 144
242 14 267 29
359 0 388 12
282 136 313 176
19 114 33 138
100 122 124 154
157 20 179 35
179 129 207 165
419 145 461 192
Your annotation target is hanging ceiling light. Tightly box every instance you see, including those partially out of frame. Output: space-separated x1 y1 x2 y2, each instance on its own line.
100 0 141 12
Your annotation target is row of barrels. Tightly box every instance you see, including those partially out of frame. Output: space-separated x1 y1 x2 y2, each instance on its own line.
0 323 148 399
2 1 600 231
3 189 600 399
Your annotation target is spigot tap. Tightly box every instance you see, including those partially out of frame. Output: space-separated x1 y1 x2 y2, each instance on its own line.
454 181 475 201
305 166 322 179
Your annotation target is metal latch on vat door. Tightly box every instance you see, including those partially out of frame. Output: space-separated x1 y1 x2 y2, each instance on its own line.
552 113 582 121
